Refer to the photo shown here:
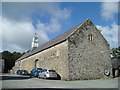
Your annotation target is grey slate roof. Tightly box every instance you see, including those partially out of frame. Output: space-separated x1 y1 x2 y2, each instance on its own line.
17 19 89 61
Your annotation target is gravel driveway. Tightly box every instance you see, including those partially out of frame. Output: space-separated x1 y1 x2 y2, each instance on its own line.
0 73 119 89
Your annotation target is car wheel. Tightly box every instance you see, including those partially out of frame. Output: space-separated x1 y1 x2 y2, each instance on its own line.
38 76 41 79
44 75 47 79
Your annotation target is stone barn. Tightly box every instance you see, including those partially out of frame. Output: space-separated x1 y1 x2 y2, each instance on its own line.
13 19 112 80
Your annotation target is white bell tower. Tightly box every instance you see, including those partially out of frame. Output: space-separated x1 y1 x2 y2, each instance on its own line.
31 33 39 49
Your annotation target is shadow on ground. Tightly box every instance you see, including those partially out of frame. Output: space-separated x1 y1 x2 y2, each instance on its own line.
1 75 30 80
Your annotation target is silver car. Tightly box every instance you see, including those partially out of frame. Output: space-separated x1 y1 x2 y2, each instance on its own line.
38 69 58 79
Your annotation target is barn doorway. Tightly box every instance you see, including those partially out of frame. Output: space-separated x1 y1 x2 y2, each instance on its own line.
35 59 39 68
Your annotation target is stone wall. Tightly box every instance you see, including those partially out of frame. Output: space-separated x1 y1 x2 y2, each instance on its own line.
68 20 112 80
12 61 21 74
18 41 69 80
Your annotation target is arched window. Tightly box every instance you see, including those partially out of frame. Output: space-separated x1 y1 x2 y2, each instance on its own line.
35 59 39 68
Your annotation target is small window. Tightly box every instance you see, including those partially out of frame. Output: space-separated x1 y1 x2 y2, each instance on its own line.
88 34 93 41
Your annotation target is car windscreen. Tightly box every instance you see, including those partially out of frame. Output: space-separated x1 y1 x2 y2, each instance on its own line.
48 70 56 72
42 69 47 72
37 68 42 70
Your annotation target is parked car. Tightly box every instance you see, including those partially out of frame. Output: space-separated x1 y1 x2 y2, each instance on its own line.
38 69 58 79
16 70 22 75
30 68 42 77
21 70 29 75
16 70 29 75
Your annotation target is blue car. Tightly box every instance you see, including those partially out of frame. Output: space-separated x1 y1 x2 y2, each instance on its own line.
30 68 42 77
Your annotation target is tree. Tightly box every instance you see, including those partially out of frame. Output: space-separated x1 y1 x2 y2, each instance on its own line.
2 51 23 73
2 51 14 72
111 47 120 59
12 52 23 61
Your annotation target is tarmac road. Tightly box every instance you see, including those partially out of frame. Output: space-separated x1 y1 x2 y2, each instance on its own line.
0 73 119 89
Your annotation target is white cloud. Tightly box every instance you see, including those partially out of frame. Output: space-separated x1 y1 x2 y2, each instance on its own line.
52 8 71 20
96 22 118 48
2 17 49 52
2 2 71 21
2 2 71 52
101 2 118 21
36 18 61 33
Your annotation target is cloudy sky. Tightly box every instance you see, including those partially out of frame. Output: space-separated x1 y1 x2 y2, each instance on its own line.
1 1 119 52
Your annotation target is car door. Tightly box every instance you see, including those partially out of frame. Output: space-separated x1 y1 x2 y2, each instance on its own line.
39 70 43 78
41 70 45 78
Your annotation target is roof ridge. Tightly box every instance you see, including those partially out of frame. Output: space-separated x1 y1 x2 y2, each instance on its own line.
68 19 90 38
